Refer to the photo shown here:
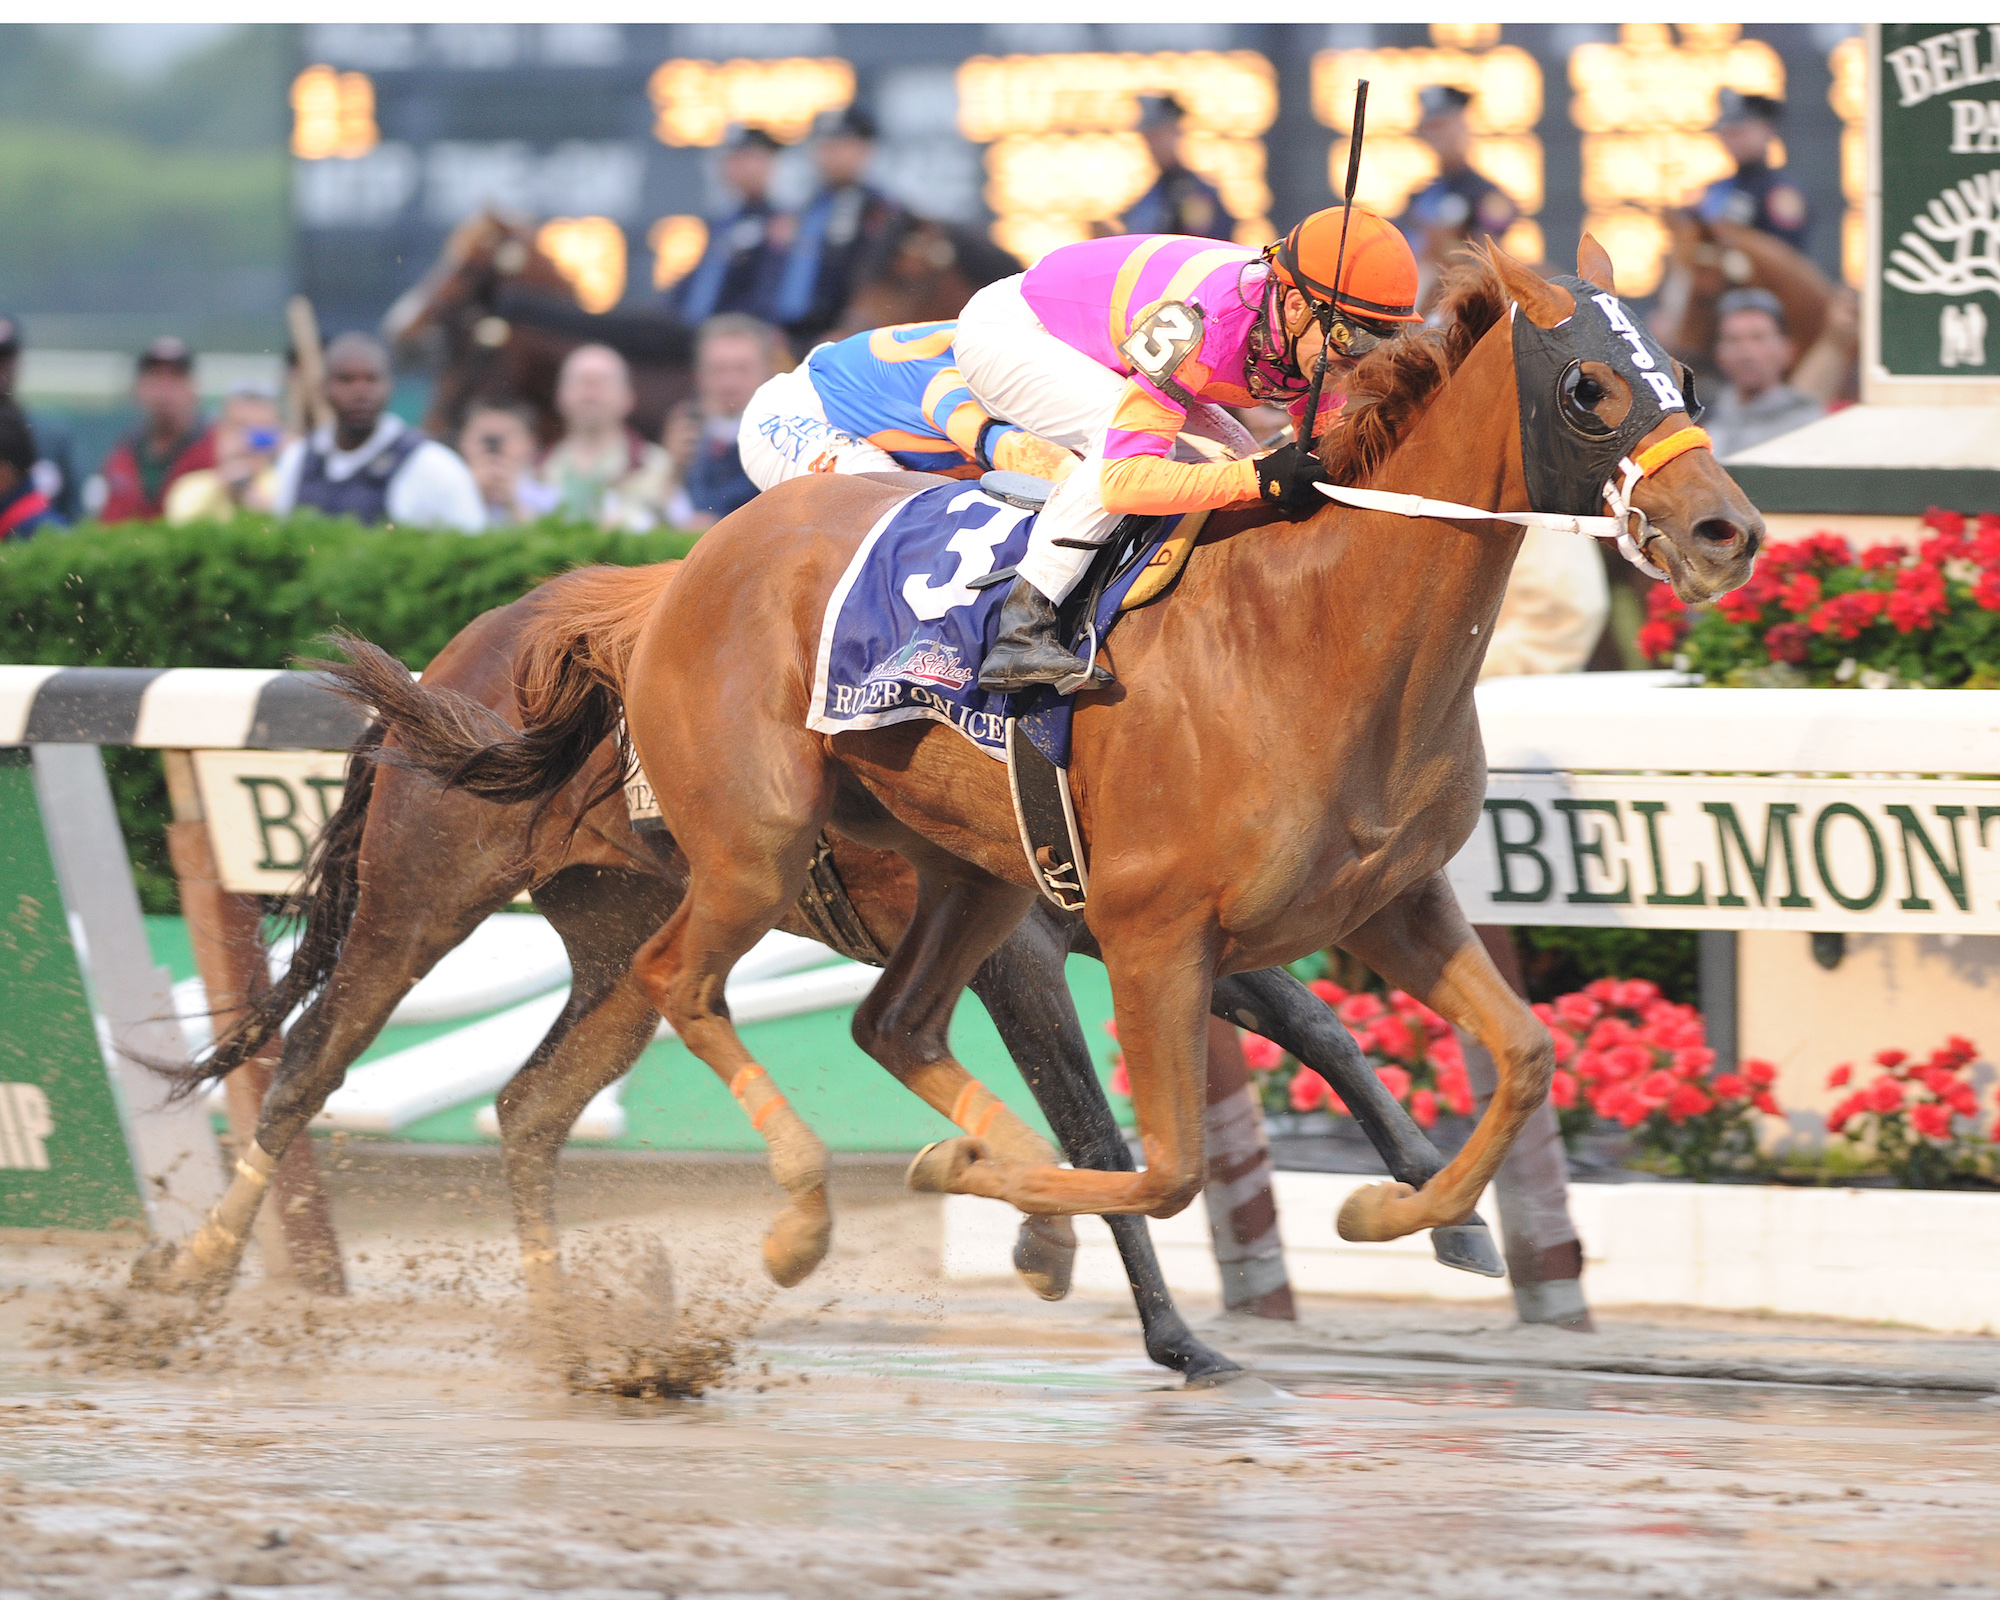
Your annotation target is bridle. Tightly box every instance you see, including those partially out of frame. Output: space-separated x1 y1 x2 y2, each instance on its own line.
1313 421 1711 580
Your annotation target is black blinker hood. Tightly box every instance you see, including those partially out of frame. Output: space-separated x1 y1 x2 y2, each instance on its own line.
1513 274 1686 517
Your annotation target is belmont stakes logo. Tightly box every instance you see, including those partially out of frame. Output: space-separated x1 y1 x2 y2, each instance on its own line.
866 635 975 692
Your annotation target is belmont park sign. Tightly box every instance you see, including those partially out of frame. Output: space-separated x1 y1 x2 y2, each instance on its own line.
1451 774 2000 933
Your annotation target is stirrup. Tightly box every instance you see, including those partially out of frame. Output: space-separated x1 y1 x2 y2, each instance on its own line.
980 471 1052 511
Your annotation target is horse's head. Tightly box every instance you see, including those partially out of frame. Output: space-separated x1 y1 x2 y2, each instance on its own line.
381 210 557 356
1495 238 1760 606
830 219 1022 340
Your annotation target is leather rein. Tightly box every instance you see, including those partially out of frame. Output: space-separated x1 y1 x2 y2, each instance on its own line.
1313 424 1712 581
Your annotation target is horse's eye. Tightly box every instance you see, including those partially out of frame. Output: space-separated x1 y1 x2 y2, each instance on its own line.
1559 362 1615 436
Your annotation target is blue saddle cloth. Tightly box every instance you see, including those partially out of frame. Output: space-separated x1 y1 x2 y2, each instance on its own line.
808 481 1174 767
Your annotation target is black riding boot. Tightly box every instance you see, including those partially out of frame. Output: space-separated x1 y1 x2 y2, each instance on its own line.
977 577 1110 693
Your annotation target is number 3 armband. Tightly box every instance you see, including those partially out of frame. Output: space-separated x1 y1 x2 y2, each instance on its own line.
1119 300 1206 408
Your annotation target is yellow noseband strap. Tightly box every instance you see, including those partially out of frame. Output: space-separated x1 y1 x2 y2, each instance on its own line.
1633 426 1712 480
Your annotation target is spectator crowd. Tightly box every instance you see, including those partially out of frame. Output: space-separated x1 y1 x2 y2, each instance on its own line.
0 89 1853 544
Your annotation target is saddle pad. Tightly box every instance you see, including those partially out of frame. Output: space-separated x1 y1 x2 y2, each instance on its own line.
808 481 1178 765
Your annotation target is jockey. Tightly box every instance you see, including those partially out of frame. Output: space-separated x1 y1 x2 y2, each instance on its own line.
737 320 1077 492
952 206 1422 691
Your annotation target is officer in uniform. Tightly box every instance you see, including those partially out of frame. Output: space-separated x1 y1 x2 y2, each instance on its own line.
673 126 789 326
1400 85 1517 248
770 106 908 351
1696 89 1810 252
1121 96 1231 240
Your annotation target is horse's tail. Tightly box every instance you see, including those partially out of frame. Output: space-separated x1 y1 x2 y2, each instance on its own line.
159 724 384 1100
318 560 678 814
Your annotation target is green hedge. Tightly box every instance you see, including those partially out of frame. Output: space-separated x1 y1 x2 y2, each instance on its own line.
1 514 699 909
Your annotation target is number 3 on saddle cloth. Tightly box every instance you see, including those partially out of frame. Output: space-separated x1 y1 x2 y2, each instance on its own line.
807 477 1201 912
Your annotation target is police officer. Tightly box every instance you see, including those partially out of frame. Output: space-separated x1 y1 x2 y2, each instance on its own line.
770 105 907 350
1121 96 1231 240
673 126 789 326
1400 85 1517 247
1696 89 1810 252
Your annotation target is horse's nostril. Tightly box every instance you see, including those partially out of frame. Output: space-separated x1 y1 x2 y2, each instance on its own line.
1694 517 1742 546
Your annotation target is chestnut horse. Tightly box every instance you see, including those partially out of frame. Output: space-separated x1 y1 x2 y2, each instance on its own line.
144 568 1498 1383
349 241 1760 1272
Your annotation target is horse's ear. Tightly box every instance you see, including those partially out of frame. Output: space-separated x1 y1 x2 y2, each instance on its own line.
1577 233 1617 293
1489 242 1575 327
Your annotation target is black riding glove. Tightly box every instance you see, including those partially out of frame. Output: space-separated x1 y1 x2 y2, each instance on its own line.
1253 443 1333 520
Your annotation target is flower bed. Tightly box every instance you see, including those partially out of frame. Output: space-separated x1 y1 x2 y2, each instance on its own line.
1104 974 2000 1191
1641 508 2000 690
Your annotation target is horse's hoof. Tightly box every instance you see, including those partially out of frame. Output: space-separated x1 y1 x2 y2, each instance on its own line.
1011 1214 1075 1302
762 1199 831 1289
1143 1314 1243 1385
129 1238 235 1299
1336 1180 1420 1243
1430 1221 1506 1278
905 1136 985 1194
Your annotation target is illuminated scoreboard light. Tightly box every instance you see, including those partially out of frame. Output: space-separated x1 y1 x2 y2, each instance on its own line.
1311 41 1548 266
537 217 626 313
1828 35 1867 288
291 64 379 160
648 216 708 292
1569 23 1786 296
647 57 855 147
956 51 1277 262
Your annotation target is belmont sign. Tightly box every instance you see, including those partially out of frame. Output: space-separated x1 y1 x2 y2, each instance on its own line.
199 751 2000 934
1451 774 2000 933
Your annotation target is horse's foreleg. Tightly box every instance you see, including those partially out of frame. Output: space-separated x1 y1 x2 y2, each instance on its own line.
1334 873 1554 1243
965 906 1240 1380
1213 967 1505 1279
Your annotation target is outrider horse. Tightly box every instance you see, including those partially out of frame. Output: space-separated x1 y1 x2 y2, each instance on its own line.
144 566 1498 1383
349 241 1760 1267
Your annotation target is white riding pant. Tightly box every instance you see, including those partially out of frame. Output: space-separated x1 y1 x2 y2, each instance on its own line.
954 274 1255 604
737 362 900 494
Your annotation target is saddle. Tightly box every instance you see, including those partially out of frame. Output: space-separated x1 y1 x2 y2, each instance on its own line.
974 472 1207 913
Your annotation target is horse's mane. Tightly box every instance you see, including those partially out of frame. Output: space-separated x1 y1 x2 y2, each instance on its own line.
1316 249 1512 487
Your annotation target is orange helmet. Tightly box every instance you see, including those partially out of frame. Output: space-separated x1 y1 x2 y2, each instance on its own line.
1270 204 1422 327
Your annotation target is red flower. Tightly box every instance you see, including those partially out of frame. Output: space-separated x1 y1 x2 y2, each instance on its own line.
1827 1063 1852 1088
1873 1049 1906 1070
1550 1069 1579 1110
1763 622 1811 664
1409 1089 1439 1129
1826 1100 1852 1134
1370 1014 1416 1061
1640 1069 1679 1104
1110 1057 1129 1097
1613 978 1663 1010
1868 1077 1906 1113
1743 1059 1777 1087
1339 993 1386 1026
1610 1044 1658 1083
1972 569 2000 612
1716 586 1766 623
1549 1029 1577 1066
1672 1046 1717 1078
1802 531 1855 567
1637 619 1683 662
1711 1072 1748 1100
1911 1101 1953 1140
1886 564 1949 633
1859 542 1905 572
1430 1032 1466 1076
1553 992 1601 1028
1290 1066 1332 1113
1308 978 1347 1007
1665 1083 1714 1122
1949 1085 1979 1117
1921 507 1967 539
1753 1091 1780 1115
1377 1065 1412 1102
1241 1032 1285 1073
1779 572 1822 612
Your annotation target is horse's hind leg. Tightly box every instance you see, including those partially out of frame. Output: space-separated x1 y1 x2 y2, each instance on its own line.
495 865 678 1313
632 822 835 1289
